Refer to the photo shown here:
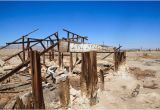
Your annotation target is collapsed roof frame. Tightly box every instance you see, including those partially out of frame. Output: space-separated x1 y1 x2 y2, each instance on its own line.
0 29 90 82
0 29 124 82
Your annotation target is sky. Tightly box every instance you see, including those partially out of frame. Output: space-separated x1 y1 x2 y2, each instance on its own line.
0 1 160 49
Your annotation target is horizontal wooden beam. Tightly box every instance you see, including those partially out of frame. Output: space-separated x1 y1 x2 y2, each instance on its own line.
4 32 58 61
0 29 39 50
0 42 58 82
63 29 88 40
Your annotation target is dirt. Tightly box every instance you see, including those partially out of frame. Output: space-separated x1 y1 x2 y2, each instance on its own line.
0 49 160 109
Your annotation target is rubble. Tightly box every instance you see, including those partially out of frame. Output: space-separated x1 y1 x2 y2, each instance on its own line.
2 29 159 109
0 58 5 67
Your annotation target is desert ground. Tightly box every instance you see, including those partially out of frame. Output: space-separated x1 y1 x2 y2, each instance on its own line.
0 49 160 109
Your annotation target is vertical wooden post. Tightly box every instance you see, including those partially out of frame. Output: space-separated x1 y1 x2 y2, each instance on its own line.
82 38 85 43
22 36 25 61
124 51 126 62
114 48 118 71
30 50 45 109
43 54 45 65
49 51 51 61
67 32 69 39
89 51 98 106
51 41 54 60
81 51 98 106
99 69 104 91
70 52 73 72
81 52 89 95
59 77 70 108
58 52 61 67
47 40 49 48
72 34 74 42
77 35 79 42
27 38 30 59
61 53 64 68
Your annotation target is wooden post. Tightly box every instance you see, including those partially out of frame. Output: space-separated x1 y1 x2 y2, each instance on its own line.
99 69 104 91
43 54 45 65
51 41 54 60
81 51 98 106
62 53 64 68
58 77 70 108
58 52 62 67
70 53 73 72
67 32 69 39
114 48 118 71
49 51 51 61
22 36 25 61
72 34 74 42
27 38 30 59
124 51 126 62
30 50 45 109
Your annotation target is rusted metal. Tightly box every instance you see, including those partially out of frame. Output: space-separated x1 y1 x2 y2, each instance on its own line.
30 50 45 109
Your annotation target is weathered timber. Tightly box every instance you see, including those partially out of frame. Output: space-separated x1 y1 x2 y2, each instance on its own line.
4 32 58 61
0 42 58 82
0 82 31 91
0 60 30 82
30 50 45 109
70 52 73 71
99 69 104 91
0 29 38 50
101 46 122 60
81 51 98 106
58 52 62 67
58 76 70 108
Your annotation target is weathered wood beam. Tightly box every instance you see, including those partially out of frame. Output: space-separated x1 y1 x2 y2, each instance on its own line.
30 50 45 109
0 42 58 82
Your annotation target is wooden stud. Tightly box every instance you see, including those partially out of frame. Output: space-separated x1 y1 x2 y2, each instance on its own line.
81 51 98 106
99 69 104 91
22 36 25 61
30 50 45 109
70 53 73 72
59 77 70 108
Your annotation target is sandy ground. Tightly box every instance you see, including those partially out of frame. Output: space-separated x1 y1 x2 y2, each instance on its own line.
0 49 160 109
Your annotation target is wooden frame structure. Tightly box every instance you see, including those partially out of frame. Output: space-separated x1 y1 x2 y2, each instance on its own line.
0 29 126 108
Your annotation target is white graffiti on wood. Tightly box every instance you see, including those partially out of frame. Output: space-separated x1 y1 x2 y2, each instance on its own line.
70 43 113 52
